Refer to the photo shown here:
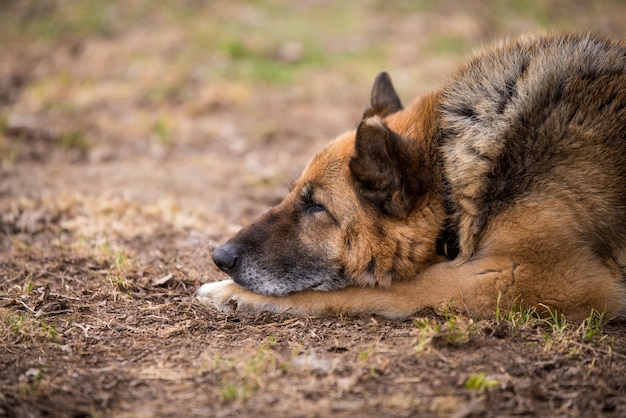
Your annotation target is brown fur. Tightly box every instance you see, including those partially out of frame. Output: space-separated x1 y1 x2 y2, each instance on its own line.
197 33 626 321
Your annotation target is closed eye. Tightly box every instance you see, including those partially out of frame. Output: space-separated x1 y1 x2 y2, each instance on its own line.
300 184 339 225
303 191 326 213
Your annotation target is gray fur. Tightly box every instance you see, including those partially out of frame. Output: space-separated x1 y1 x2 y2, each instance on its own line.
439 33 626 259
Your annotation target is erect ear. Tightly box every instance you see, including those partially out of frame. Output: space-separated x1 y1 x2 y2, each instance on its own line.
362 72 403 119
349 117 427 218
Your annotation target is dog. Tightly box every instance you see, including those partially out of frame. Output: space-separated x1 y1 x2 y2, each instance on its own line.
197 33 626 320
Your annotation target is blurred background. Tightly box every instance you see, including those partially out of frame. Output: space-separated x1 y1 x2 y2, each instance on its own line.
1 0 626 225
2 4 626 415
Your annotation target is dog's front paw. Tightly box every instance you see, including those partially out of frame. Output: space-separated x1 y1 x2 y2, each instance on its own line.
195 280 241 313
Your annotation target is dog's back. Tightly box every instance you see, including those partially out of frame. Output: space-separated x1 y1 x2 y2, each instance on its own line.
439 33 626 269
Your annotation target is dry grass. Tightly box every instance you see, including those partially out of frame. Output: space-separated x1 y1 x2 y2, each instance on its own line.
2 1 626 416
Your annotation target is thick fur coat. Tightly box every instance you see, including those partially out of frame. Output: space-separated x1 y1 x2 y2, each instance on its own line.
197 33 626 320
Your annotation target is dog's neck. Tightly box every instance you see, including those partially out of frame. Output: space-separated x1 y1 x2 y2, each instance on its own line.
435 207 460 260
430 95 460 260
387 92 459 261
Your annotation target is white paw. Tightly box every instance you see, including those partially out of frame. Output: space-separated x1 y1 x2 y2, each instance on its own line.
195 280 240 313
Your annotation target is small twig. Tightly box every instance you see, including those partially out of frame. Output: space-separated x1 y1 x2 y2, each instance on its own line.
48 292 82 301
35 309 73 318
68 323 91 338
253 317 303 330
17 299 37 314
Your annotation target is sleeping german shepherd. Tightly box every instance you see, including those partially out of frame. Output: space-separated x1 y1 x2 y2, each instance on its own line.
197 33 626 320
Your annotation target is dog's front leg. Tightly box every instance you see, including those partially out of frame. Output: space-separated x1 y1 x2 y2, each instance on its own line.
196 279 442 318
196 279 357 316
196 258 526 318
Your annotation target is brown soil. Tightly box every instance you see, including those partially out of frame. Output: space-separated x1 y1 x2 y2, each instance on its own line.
2 2 626 417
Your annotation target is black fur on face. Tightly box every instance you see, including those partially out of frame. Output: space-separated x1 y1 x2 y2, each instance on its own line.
212 196 347 296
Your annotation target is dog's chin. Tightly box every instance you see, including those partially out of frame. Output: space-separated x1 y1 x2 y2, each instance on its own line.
233 279 292 297
232 272 347 297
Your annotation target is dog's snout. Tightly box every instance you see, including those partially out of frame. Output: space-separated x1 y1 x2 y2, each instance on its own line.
213 243 241 273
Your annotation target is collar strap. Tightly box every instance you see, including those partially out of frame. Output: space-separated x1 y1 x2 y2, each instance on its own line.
435 220 459 260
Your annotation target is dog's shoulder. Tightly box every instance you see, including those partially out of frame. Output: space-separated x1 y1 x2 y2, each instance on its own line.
435 32 626 257
440 33 626 147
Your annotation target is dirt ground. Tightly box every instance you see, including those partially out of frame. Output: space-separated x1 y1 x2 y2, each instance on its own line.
2 1 626 417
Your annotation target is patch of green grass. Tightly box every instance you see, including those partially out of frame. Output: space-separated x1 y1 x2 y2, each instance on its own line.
203 338 286 403
11 237 32 251
465 372 500 393
20 366 47 393
40 318 59 341
0 1 148 41
495 303 542 334
373 0 439 14
419 303 612 361
189 12 322 85
412 312 476 351
3 311 59 343
23 274 35 293
210 35 321 85
2 1 386 89
495 301 610 345
6 312 25 336
578 310 606 341
153 118 174 145
219 382 242 402
430 35 474 55
487 0 553 27
185 2 382 86
100 241 132 291
439 309 475 346
541 305 569 332
0 118 21 168
492 305 613 358
358 342 376 362
415 333 432 353
59 130 91 152
413 317 437 332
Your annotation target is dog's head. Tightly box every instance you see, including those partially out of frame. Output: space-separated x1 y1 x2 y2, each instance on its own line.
212 73 446 296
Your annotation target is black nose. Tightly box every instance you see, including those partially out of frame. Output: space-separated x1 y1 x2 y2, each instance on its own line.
212 243 241 273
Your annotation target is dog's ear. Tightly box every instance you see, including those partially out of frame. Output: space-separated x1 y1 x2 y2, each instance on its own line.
350 117 426 218
362 72 403 119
